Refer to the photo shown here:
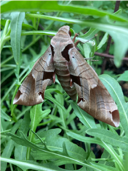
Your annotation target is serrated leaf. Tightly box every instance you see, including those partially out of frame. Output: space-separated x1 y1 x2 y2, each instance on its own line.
8 131 88 167
30 104 51 131
7 132 40 150
37 128 87 161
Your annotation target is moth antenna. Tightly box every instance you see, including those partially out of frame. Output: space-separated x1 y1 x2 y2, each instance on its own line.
85 56 99 62
84 36 95 43
75 35 96 47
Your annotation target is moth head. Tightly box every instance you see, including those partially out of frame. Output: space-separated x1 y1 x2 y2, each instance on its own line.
58 25 71 36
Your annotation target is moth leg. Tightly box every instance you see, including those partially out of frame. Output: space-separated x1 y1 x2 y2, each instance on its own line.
73 37 83 47
53 73 56 83
74 40 81 47
72 33 84 47
72 33 78 42
70 78 74 88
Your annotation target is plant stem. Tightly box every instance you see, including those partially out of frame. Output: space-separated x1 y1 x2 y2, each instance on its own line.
0 19 10 52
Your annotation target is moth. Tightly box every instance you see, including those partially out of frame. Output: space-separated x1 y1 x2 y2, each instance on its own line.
13 26 119 127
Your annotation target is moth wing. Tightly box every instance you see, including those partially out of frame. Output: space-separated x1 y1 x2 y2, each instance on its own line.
13 46 54 106
69 47 119 127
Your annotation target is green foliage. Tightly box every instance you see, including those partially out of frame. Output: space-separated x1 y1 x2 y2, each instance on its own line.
1 1 128 171
117 70 128 82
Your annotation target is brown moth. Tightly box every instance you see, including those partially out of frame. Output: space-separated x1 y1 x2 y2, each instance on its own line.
13 26 120 127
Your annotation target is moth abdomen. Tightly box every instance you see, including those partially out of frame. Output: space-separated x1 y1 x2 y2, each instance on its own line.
54 61 77 101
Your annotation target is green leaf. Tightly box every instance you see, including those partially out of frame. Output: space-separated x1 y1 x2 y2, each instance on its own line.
83 43 92 59
1 140 15 171
2 2 128 66
67 130 103 146
1 1 128 23
67 130 124 170
1 109 11 121
30 104 51 132
93 1 103 8
0 157 67 171
65 141 87 162
30 16 127 67
70 101 97 129
19 113 30 136
117 70 128 81
99 74 128 135
97 32 108 50
49 115 62 124
7 132 99 170
81 17 128 67
1 121 22 171
91 162 117 171
86 128 128 151
37 129 87 162
14 145 27 160
79 28 99 40
10 12 25 65
45 91 65 112
7 132 39 150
